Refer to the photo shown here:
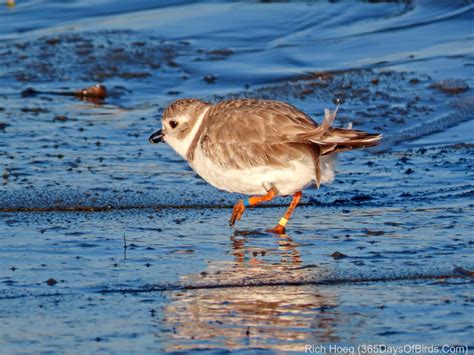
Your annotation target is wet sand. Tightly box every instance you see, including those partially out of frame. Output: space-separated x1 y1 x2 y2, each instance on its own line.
1 1 473 353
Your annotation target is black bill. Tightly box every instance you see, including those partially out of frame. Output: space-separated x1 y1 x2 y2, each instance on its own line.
149 129 164 143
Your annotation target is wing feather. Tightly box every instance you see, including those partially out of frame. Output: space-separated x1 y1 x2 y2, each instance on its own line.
200 99 317 170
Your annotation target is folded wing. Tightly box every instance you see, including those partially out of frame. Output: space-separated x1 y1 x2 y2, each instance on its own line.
200 99 317 169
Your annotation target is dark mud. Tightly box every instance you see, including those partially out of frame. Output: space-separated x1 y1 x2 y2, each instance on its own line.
0 31 185 83
1 0 473 353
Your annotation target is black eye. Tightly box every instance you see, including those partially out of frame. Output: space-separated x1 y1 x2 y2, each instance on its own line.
169 120 178 129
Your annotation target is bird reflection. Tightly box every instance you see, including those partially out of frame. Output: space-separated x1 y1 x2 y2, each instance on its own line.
162 232 340 352
231 231 302 266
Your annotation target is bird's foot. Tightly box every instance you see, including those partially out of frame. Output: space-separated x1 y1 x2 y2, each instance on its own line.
267 224 286 235
230 199 245 226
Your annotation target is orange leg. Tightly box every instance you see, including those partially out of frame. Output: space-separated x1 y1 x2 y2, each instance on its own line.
268 191 302 234
229 188 276 226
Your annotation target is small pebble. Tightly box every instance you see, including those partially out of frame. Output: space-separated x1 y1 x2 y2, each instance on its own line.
54 115 68 122
430 79 469 94
331 251 347 260
76 84 107 99
203 75 217 84
46 278 58 286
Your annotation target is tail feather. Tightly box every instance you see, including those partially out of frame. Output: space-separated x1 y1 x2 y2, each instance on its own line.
321 128 382 154
295 108 337 141
294 108 382 155
296 108 382 188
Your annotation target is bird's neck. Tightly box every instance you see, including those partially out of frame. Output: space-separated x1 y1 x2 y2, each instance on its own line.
172 105 210 161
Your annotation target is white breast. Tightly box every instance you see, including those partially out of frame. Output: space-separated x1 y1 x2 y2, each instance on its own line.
191 147 337 196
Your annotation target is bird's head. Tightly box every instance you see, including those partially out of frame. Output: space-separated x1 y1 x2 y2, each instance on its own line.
149 98 210 159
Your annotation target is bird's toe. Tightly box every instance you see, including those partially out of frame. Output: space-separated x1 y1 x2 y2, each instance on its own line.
230 200 245 226
267 225 286 235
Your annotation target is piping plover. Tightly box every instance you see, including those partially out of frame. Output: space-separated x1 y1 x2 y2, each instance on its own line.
149 98 381 233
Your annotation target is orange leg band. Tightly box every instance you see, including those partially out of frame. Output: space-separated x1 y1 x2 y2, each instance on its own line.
269 191 302 234
281 191 302 223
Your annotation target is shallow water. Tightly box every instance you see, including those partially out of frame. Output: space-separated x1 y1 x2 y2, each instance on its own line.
1 0 473 353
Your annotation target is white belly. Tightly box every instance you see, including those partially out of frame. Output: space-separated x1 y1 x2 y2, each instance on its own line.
191 147 336 196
